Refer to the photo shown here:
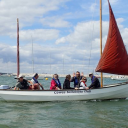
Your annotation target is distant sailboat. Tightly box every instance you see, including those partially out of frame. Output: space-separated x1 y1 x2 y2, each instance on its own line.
0 0 128 102
111 75 128 80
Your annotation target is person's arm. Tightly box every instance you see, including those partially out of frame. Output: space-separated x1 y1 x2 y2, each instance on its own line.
70 77 75 82
39 83 44 90
14 82 21 90
81 72 84 76
70 73 75 82
56 87 61 90
89 77 97 89
27 80 33 85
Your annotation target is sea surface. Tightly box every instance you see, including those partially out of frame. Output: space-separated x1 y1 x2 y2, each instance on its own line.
0 76 128 128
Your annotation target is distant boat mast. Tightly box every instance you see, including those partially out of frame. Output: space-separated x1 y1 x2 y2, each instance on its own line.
17 18 20 77
31 35 34 74
62 55 65 75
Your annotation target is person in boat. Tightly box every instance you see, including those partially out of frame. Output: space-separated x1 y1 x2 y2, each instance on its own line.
63 74 74 89
31 73 44 90
14 74 33 90
79 76 87 89
86 73 100 89
50 74 61 90
70 71 83 88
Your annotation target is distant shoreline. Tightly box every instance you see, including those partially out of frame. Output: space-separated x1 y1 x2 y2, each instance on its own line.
9 73 112 78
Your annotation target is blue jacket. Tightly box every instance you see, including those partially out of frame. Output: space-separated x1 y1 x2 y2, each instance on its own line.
89 76 100 89
71 76 83 87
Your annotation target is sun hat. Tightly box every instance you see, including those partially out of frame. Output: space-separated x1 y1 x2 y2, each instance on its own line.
17 74 24 78
89 73 93 76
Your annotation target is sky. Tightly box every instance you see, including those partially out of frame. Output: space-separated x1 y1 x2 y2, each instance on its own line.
0 0 128 75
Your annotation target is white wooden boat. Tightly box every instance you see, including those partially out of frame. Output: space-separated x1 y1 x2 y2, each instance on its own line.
0 1 128 102
0 82 128 102
111 75 128 80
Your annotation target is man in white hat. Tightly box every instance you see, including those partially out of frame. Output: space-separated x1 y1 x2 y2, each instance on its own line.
86 73 100 89
14 74 33 90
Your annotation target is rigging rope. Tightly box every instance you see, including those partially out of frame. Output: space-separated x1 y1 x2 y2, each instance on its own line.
87 0 98 74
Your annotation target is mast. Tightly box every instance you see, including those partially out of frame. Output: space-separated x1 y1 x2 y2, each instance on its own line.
17 18 20 77
62 55 65 75
50 52 51 75
100 0 103 87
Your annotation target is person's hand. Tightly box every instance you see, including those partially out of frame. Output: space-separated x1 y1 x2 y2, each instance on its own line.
75 87 78 90
85 87 89 90
73 73 75 77
81 72 84 76
56 87 60 90
14 87 20 90
32 85 35 90
40 84 44 90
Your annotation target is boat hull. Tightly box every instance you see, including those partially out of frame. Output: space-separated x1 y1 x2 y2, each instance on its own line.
0 82 128 102
111 75 128 80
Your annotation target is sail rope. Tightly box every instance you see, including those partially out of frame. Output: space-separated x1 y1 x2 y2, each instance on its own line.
87 0 98 74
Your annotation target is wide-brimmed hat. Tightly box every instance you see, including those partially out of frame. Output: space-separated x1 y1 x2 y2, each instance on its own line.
89 73 93 76
17 74 24 78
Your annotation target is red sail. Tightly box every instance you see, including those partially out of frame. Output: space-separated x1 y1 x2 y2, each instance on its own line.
95 1 128 75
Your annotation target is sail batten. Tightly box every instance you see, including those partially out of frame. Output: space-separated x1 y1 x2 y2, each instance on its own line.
95 0 128 75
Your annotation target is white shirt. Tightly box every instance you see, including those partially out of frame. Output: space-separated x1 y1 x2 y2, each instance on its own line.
79 82 86 89
31 79 36 84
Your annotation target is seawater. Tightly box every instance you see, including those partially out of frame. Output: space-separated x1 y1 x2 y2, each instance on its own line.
0 76 128 128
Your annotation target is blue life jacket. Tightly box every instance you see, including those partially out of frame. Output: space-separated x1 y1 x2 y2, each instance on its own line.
53 78 61 88
74 77 79 86
73 76 82 87
32 77 39 84
91 76 95 83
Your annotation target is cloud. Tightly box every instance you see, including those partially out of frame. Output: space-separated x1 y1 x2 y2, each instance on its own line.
0 18 128 74
90 3 97 12
108 0 119 4
40 17 71 28
55 20 109 48
0 41 99 74
104 0 119 6
9 29 59 41
0 0 128 74
0 0 70 35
